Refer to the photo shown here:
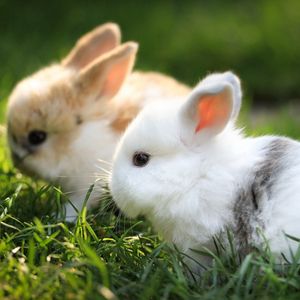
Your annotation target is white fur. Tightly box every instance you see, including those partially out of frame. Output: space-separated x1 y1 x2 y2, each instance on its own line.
24 119 119 220
110 72 300 270
63 120 119 218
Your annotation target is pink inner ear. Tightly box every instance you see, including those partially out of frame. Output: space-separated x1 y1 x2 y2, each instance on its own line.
102 58 130 98
195 93 230 133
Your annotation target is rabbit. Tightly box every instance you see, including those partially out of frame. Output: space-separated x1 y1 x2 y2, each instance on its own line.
110 71 300 273
6 23 190 220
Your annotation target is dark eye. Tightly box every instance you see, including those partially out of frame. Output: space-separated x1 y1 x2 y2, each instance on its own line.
28 130 47 146
132 151 150 167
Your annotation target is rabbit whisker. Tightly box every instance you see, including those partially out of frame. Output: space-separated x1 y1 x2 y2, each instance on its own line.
97 158 112 166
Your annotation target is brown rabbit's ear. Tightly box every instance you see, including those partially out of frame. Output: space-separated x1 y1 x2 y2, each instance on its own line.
62 23 121 70
77 42 138 100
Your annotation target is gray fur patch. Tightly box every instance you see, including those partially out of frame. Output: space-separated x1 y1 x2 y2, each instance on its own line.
234 138 291 255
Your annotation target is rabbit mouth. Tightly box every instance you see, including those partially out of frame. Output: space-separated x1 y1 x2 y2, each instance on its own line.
11 150 29 166
8 132 36 169
11 150 37 177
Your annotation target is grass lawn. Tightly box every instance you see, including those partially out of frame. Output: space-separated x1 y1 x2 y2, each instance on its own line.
2 1 300 299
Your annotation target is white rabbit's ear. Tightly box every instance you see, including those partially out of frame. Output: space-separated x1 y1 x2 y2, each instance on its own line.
76 42 138 100
199 71 242 121
62 23 121 70
179 72 241 143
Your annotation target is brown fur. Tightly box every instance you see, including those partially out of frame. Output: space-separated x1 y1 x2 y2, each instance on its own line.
8 69 79 140
62 23 121 69
110 101 140 132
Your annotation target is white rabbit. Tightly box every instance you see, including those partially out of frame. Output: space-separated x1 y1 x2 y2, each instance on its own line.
110 71 300 272
6 23 190 220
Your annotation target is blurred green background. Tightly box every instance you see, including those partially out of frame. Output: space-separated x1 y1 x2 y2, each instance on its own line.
1 0 300 123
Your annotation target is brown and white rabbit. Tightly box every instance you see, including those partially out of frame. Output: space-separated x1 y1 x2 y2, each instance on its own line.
6 23 190 220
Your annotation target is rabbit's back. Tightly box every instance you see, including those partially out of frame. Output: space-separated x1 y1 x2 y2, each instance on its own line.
234 136 300 257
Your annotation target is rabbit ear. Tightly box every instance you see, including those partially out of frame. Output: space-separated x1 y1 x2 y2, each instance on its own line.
76 42 138 101
179 72 241 143
199 71 242 121
62 23 121 70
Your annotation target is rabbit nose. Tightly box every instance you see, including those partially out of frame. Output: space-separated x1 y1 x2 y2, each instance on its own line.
19 138 35 154
21 143 34 154
11 150 23 165
11 140 34 166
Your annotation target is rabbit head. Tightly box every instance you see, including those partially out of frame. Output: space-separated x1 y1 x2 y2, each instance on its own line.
110 71 244 249
7 23 138 186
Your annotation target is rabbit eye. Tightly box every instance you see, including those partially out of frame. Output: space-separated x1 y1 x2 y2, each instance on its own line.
132 151 150 167
28 130 47 146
